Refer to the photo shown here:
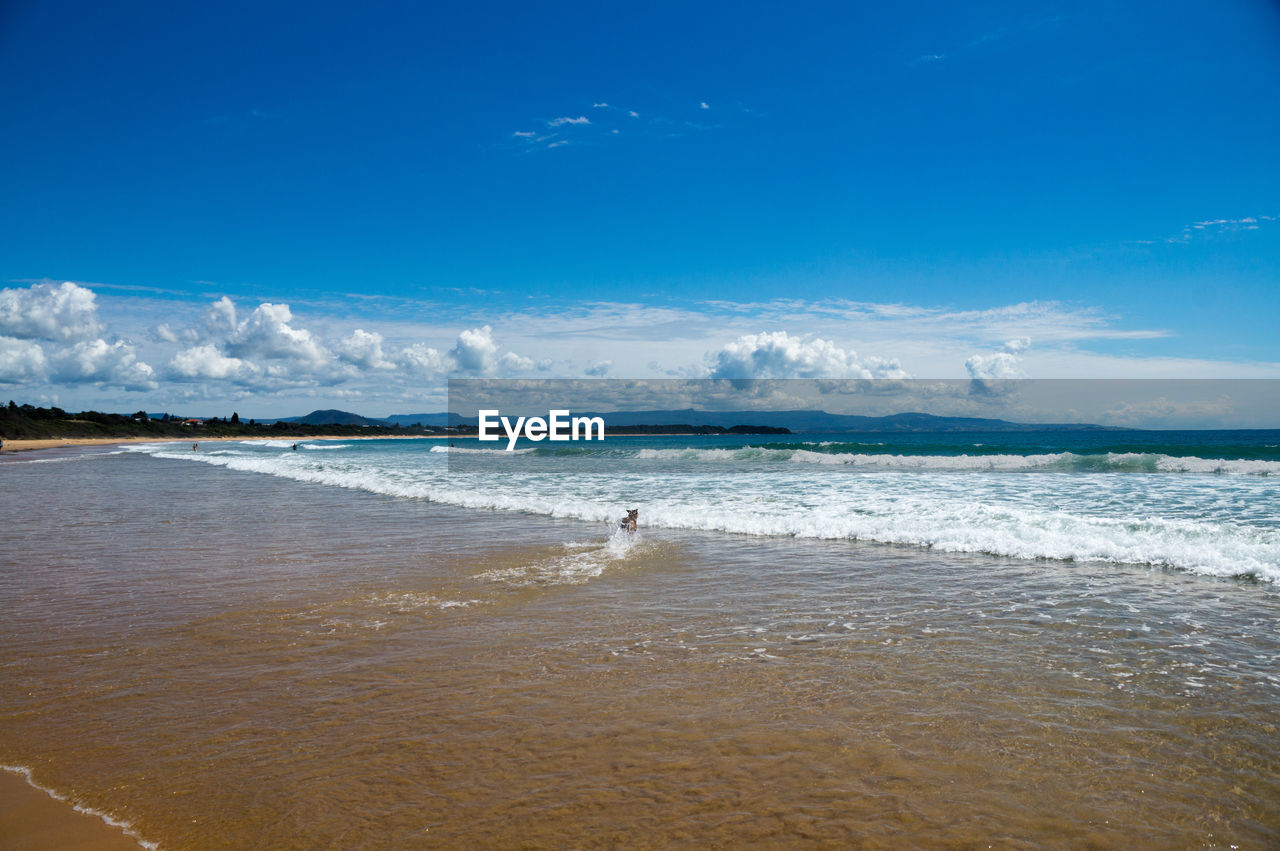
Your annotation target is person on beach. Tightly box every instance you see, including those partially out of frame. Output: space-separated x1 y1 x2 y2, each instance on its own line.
192 443 198 451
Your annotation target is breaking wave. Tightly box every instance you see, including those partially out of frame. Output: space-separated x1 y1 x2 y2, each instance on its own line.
127 443 1280 583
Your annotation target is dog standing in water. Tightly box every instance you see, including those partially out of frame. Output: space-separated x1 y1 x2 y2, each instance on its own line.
620 509 639 533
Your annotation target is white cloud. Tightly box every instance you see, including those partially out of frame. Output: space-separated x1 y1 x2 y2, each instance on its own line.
966 338 1032 379
500 352 535 371
0 336 48 383
396 343 448 376
0 281 163 390
699 102 710 109
709 331 908 379
1165 214 1277 244
226 302 330 367
170 345 259 381
628 110 639 118
54 339 157 390
335 329 394 370
0 281 104 341
450 325 499 373
151 322 200 344
203 295 239 338
592 102 609 108
513 131 536 138
584 360 613 376
548 116 590 127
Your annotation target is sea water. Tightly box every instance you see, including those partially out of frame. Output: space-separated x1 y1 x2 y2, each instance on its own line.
138 430 1280 581
1 432 1278 847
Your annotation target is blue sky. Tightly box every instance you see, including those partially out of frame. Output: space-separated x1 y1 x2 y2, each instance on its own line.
1 1 1278 416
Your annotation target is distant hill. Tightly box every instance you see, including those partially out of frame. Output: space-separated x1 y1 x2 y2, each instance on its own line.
278 409 392 426
382 412 453 427
274 408 1116 433
582 410 1117 433
429 409 1115 433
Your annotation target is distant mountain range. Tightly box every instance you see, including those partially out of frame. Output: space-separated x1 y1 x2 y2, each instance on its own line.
279 408 1117 433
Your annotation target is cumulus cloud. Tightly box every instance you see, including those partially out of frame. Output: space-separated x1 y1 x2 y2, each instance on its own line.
584 360 613 376
170 345 259 381
228 302 329 366
0 281 104 341
0 337 48 383
391 326 533 378
965 338 1032 380
204 296 239 338
548 116 590 127
450 325 500 374
335 329 394 370
397 343 448 376
54 339 157 390
500 352 535 371
0 281 161 390
709 331 908 379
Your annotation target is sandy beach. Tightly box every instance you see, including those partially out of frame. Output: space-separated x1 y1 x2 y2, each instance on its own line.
0 435 443 454
1 438 1278 847
0 770 142 850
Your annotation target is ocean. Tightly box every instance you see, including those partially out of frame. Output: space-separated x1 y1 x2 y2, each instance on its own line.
2 431 1278 847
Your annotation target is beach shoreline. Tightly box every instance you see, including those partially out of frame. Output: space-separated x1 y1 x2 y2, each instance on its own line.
2 442 1278 846
0 768 147 850
0 434 446 454
0 432 724 455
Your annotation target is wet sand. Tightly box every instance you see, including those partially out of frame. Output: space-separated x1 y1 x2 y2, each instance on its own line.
0 770 142 850
2 448 1278 847
0 435 443 453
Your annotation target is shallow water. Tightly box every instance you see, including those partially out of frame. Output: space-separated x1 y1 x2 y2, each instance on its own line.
2 448 1279 847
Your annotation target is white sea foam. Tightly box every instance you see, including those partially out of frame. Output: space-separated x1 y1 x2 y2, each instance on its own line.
475 528 640 586
301 443 350 450
366 592 479 611
635 447 1280 475
429 445 535 455
127 443 1280 582
2 764 158 850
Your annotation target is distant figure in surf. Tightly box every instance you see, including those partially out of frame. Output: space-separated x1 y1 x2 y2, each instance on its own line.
292 443 298 451
192 443 198 452
620 508 638 533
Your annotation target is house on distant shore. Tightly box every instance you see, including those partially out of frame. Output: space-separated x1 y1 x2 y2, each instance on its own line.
182 418 204 427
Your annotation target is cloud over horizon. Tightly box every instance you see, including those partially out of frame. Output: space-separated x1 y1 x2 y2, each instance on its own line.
2 281 1275 415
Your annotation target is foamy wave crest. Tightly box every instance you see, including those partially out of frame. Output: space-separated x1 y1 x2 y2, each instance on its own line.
302 443 350 450
636 502 1280 582
475 527 641 586
636 447 1280 475
2 764 159 850
127 444 1280 582
1150 455 1280 475
429 445 535 455
366 592 479 611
